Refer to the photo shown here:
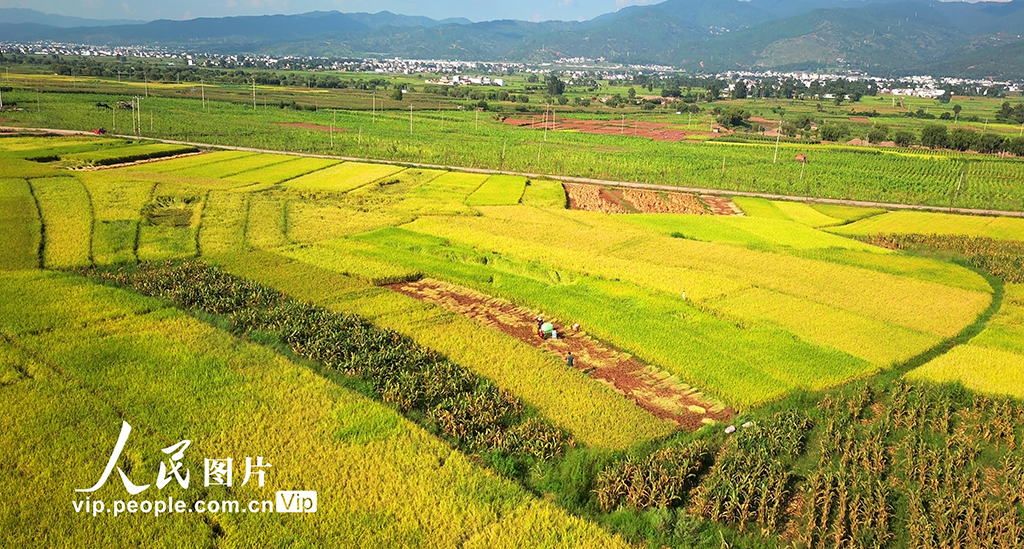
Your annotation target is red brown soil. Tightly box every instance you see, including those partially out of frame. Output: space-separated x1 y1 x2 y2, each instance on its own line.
276 122 348 132
389 278 734 430
565 183 629 214
504 116 711 142
702 195 745 216
565 182 743 217
849 117 871 123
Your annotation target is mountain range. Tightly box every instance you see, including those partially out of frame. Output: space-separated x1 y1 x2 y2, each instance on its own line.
2 1 1024 78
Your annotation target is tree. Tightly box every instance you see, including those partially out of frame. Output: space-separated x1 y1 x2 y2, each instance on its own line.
731 82 747 100
867 124 889 144
948 128 978 151
937 85 953 104
1008 136 1024 157
705 82 722 102
627 87 636 100
893 130 915 147
976 133 1007 154
526 74 539 83
715 107 749 128
920 123 948 149
546 74 565 96
953 104 962 118
390 88 404 101
819 122 849 142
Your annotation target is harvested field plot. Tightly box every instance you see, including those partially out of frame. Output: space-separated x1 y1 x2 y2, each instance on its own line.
620 188 707 214
391 278 732 429
565 183 629 213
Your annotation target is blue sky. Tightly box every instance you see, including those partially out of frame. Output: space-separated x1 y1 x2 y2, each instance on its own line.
0 0 1010 23
0 0 659 22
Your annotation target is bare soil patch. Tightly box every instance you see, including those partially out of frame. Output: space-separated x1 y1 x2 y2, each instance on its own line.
389 278 733 430
504 116 712 142
701 195 745 216
565 182 743 216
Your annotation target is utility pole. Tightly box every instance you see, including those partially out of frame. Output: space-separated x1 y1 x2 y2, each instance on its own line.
331 110 336 148
252 78 256 110
621 114 624 134
500 139 507 170
410 104 413 134
773 118 782 164
201 79 206 111
372 92 376 123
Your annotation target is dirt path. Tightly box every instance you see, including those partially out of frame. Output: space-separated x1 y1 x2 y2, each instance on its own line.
5 125 1024 218
389 278 733 430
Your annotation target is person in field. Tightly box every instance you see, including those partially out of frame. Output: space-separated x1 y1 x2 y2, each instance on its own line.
566 352 575 368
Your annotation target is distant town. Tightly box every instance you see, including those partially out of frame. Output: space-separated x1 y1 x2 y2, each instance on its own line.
1 40 1020 97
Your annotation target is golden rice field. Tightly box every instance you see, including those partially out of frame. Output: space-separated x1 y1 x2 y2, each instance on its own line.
0 270 628 548
907 283 1024 398
4 133 1024 549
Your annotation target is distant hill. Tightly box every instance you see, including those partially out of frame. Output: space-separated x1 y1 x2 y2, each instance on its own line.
2 2 1024 78
0 8 144 27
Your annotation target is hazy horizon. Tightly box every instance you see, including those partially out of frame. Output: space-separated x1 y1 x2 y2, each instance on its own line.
0 0 1015 25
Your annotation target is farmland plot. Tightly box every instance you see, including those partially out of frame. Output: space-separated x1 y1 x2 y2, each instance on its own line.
832 210 1024 240
223 156 339 190
466 175 528 206
218 250 676 448
30 177 93 268
0 179 41 270
908 284 1024 398
137 184 203 261
0 270 630 548
169 153 293 179
394 172 489 215
80 173 153 264
519 179 567 209
283 161 404 193
126 150 256 173
244 195 289 249
198 191 248 256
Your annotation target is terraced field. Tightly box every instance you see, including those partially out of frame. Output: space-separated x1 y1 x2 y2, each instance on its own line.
5 134 1024 549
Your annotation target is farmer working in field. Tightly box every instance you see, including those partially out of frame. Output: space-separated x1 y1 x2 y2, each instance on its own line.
566 351 575 368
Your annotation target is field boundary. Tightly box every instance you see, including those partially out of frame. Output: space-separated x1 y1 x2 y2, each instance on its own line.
5 125 1024 218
